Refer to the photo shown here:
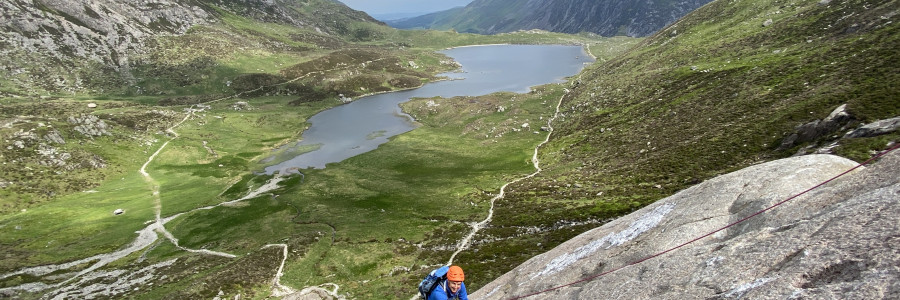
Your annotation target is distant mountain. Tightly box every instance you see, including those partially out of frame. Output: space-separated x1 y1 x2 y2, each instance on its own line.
370 12 432 21
387 0 713 37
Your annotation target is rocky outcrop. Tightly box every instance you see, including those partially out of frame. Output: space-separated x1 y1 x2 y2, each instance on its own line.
68 114 110 137
388 0 713 37
0 0 215 67
779 104 854 149
845 116 900 138
473 151 899 299
0 0 216 94
0 0 381 95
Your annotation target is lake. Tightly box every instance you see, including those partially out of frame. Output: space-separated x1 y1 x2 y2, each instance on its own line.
263 44 593 174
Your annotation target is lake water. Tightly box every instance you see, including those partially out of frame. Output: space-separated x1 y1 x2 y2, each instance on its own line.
263 44 593 174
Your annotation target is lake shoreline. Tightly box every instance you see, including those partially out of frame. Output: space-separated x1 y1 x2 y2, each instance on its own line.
262 44 594 173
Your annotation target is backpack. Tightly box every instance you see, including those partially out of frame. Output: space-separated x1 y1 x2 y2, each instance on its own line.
417 266 449 299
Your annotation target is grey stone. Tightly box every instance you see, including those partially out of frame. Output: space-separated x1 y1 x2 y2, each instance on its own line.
43 129 66 144
780 104 853 149
69 114 109 137
473 151 899 299
844 116 900 138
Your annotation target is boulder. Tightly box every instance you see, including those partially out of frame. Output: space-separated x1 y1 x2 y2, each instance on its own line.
844 116 900 138
473 150 899 299
43 129 66 144
779 104 852 149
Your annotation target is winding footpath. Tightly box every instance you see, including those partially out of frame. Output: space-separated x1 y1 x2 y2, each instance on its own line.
407 87 573 300
265 244 299 297
447 87 570 265
140 107 238 259
0 57 392 298
447 43 595 265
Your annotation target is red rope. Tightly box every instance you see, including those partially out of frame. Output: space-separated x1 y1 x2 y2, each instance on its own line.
507 144 899 299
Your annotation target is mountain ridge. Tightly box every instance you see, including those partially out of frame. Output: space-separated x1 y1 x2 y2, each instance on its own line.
387 0 713 37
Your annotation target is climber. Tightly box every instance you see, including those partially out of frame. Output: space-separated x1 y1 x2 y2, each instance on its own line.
427 265 469 300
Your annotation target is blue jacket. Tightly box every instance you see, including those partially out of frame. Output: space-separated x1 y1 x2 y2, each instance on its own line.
427 280 468 300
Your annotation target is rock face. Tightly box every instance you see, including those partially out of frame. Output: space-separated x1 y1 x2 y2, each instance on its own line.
0 0 380 94
388 0 713 37
473 151 899 299
0 0 214 68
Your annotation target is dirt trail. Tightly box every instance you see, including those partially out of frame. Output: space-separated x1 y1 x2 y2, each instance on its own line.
138 107 238 258
265 244 298 297
447 88 570 265
285 283 344 300
405 87 571 300
3 58 400 297
0 57 400 298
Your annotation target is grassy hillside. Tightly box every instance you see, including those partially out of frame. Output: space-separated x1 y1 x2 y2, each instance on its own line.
0 1 627 298
456 0 900 290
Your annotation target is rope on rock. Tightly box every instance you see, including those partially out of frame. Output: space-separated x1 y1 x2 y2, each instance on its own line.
508 144 899 300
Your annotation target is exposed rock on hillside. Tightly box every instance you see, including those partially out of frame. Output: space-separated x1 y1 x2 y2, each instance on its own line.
0 0 382 95
473 151 899 299
845 117 900 139
68 114 110 137
1 0 214 94
1 0 214 67
779 104 857 151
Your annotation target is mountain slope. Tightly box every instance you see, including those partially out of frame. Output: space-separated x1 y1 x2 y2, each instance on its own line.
452 0 900 290
0 0 382 95
387 0 713 37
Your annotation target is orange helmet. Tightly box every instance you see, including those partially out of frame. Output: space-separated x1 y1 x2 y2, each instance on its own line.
447 265 465 281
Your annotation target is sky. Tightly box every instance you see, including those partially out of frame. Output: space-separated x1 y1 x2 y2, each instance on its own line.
337 0 474 16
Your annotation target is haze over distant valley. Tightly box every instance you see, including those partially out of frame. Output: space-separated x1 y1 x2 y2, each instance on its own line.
387 0 714 36
338 0 475 20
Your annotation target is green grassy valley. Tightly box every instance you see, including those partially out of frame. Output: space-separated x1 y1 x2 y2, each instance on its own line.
1 0 898 299
0 1 628 298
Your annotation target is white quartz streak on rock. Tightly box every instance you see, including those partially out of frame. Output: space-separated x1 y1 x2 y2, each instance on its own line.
530 203 675 280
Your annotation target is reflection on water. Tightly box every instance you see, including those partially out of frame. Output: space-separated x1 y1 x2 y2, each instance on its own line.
263 45 593 174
